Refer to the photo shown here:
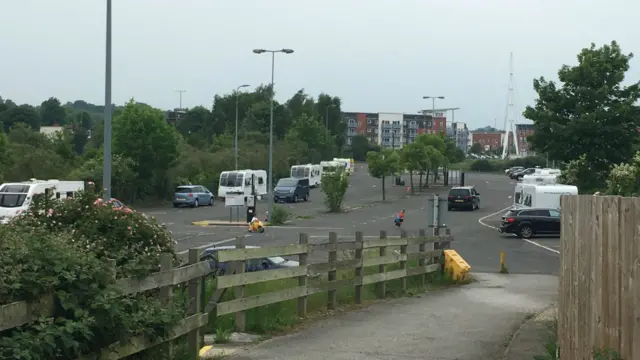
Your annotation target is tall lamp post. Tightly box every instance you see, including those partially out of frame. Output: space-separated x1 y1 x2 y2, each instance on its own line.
235 84 250 170
252 48 294 221
103 0 113 199
422 96 445 132
325 104 335 137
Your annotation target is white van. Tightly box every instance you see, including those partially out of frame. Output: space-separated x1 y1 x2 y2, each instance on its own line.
218 170 267 199
515 184 578 209
0 179 85 224
290 164 322 188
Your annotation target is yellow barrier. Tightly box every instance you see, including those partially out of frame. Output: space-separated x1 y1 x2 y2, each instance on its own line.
444 249 471 281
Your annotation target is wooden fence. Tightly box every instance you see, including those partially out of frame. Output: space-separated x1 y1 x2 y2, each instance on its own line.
1 229 452 360
559 195 640 360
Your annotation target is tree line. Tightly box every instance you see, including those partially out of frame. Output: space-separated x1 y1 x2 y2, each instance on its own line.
0 87 361 203
524 40 640 194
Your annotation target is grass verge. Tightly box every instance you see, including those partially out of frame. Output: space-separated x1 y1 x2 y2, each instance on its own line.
202 252 471 337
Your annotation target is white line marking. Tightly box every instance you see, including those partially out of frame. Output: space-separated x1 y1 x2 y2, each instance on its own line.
478 205 560 255
310 235 403 238
267 226 344 230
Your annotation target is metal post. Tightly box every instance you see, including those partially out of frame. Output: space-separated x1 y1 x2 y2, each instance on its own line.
432 98 436 133
268 52 275 223
432 193 439 236
103 0 112 200
235 92 239 170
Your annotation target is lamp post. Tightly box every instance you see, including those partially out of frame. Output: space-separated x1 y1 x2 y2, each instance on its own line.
325 104 335 137
103 0 112 199
422 96 445 132
252 48 294 221
235 84 250 170
175 90 186 109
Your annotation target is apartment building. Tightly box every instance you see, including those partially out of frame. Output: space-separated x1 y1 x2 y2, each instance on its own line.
515 123 534 156
470 131 514 151
446 122 469 152
342 111 445 148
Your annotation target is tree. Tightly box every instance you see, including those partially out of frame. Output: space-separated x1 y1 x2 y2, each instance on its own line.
320 169 349 212
469 142 483 154
525 41 640 190
350 134 371 161
177 106 214 149
367 149 398 200
400 142 425 193
2 104 41 132
113 100 180 200
40 97 67 126
284 114 330 163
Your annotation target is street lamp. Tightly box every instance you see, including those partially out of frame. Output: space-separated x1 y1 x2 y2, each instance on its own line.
252 48 294 221
103 0 113 199
325 104 336 137
422 96 445 132
235 84 250 170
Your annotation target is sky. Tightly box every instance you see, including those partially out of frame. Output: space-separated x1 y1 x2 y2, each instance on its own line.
1 0 639 130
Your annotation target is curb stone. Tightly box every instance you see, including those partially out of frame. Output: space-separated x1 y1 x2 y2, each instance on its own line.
503 303 558 360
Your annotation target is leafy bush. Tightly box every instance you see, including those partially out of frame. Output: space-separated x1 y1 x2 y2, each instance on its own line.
469 159 497 172
321 169 349 212
270 205 291 225
0 188 184 359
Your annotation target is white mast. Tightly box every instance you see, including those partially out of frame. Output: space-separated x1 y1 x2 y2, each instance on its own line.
501 52 519 159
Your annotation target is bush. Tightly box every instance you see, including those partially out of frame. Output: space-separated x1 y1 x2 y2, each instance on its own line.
469 159 498 172
0 188 184 359
270 205 291 225
321 169 349 212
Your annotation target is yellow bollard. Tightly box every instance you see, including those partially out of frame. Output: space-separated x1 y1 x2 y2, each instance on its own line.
499 251 508 274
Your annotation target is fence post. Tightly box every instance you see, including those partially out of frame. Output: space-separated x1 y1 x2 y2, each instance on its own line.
159 253 174 355
418 229 427 287
434 229 451 273
377 230 387 298
234 237 246 331
187 248 202 360
327 232 337 310
354 231 364 304
400 230 407 292
297 233 309 318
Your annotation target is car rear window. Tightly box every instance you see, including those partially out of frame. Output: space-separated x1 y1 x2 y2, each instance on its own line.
175 187 193 193
449 189 470 196
505 209 520 217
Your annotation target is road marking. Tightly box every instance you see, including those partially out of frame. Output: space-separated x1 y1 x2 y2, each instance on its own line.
199 346 213 356
478 206 560 255
267 226 344 230
310 235 403 238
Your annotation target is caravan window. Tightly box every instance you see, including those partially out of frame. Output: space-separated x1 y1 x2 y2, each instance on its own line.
292 167 305 178
304 168 310 177
0 194 27 208
244 175 251 186
258 177 264 185
0 185 30 193
514 192 521 204
524 194 532 207
221 172 243 187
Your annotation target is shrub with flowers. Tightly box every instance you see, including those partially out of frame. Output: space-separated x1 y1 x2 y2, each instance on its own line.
0 186 186 359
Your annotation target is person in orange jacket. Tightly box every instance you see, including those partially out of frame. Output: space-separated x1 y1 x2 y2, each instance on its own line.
394 209 405 227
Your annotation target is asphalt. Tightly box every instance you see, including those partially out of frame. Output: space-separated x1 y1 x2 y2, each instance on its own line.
222 272 558 360
140 170 560 275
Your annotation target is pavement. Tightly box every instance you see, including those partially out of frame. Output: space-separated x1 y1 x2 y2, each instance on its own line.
504 305 558 360
202 272 558 360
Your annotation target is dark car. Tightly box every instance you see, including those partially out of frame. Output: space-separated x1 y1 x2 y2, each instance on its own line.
510 168 536 180
447 186 480 211
273 177 309 203
200 245 299 274
505 166 523 176
498 207 561 239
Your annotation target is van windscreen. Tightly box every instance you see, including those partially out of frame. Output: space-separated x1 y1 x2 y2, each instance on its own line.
277 179 297 187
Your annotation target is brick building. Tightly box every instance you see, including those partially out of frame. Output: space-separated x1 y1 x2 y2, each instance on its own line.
342 111 446 148
515 123 534 156
470 131 514 151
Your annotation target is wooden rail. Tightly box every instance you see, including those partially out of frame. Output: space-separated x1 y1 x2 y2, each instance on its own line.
0 229 453 359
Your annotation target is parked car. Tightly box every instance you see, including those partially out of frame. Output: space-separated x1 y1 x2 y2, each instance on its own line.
510 168 536 180
273 177 309 203
505 166 523 176
200 245 299 274
498 207 560 239
173 185 214 208
447 186 480 211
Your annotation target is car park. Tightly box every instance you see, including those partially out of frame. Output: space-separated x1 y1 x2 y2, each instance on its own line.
447 186 480 211
498 207 561 239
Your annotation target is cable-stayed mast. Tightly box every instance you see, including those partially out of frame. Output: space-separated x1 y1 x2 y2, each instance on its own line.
501 52 519 159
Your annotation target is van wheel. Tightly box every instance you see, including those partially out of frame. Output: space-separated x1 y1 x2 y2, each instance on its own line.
304 194 308 202
293 195 298 203
518 225 533 239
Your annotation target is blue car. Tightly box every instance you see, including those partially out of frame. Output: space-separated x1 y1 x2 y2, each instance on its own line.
173 185 214 208
200 245 299 274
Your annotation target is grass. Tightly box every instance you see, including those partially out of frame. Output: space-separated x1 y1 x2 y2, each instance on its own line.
295 215 315 220
202 249 470 337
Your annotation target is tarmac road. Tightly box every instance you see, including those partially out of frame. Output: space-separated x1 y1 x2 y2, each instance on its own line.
148 171 559 275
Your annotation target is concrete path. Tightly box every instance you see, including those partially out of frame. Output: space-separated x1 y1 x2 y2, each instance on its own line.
221 273 558 360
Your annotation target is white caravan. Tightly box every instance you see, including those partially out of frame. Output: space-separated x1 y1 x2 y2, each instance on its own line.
0 179 85 224
290 164 322 188
513 171 559 205
515 184 578 210
333 158 353 175
320 160 345 175
218 170 267 199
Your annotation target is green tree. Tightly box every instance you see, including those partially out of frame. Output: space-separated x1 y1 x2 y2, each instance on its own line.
400 142 425 193
177 106 214 149
606 154 640 196
320 169 349 212
366 149 398 200
469 142 483 154
40 97 67 126
351 134 373 161
113 100 180 200
284 114 330 163
2 104 41 132
525 41 640 190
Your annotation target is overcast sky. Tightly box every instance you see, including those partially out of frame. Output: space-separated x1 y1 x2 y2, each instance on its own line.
1 0 638 129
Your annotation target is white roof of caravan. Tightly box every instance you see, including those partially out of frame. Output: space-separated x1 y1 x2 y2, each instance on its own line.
522 173 557 184
531 184 578 193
